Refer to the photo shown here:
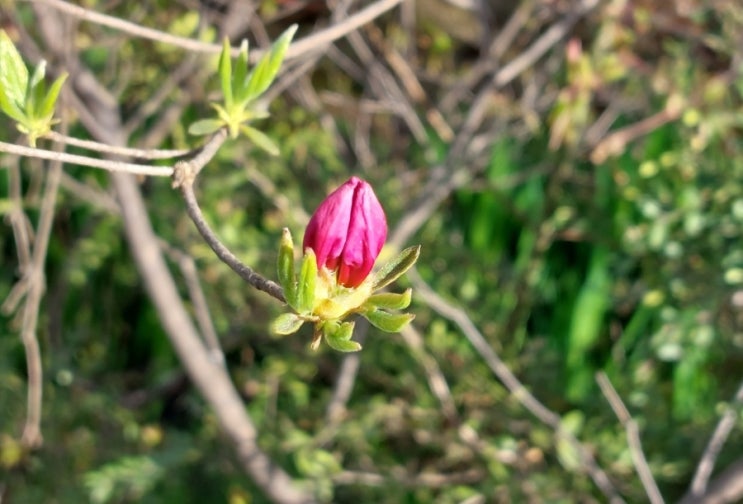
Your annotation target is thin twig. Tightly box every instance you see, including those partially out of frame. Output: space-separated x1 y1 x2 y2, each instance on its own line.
333 467 485 488
18 123 68 447
171 130 285 302
0 141 174 176
389 0 601 249
159 241 225 366
596 372 664 504
688 379 743 498
27 0 404 63
409 269 624 503
44 131 191 159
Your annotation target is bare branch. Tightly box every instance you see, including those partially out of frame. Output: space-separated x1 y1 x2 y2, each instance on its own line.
0 141 174 177
26 0 404 63
44 130 191 160
409 269 624 503
687 380 743 499
596 372 664 504
171 130 286 302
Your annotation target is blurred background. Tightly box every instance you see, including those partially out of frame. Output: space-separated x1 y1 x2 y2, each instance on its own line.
2 0 743 502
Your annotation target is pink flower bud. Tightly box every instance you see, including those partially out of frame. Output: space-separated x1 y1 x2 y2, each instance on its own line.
303 177 387 288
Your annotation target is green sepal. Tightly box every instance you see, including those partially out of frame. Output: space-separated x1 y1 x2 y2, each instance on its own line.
278 228 297 308
372 245 421 291
297 249 317 314
0 30 28 110
218 37 233 109
272 312 304 335
242 24 297 102
241 125 279 155
324 322 361 352
188 118 223 136
362 309 415 333
366 289 412 311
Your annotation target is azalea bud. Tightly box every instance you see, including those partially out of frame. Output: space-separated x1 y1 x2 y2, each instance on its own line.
303 177 387 288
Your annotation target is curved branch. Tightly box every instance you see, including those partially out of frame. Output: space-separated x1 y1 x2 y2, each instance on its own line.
0 140 174 176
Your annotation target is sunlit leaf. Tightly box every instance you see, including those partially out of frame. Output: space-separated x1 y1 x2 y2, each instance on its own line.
241 24 297 102
277 228 297 308
362 309 414 333
0 30 28 110
271 313 304 335
297 249 317 314
188 119 223 136
218 37 233 109
372 245 420 291
39 72 68 120
241 125 279 156
366 289 412 311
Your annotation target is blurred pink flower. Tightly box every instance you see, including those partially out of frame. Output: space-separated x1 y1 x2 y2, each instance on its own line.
303 177 387 287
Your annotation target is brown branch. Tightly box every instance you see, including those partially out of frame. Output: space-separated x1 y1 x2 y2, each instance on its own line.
687 380 743 500
171 131 285 303
596 372 664 504
26 6 314 499
0 140 174 176
26 0 404 63
409 269 624 503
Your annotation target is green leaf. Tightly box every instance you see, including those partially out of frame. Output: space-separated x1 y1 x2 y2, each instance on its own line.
324 323 362 352
271 313 305 335
335 321 355 341
372 245 421 291
39 72 68 120
241 125 279 156
366 289 412 311
297 249 317 314
241 24 297 102
0 87 26 122
362 309 414 333
188 119 223 136
232 39 249 104
28 60 46 92
0 30 29 110
278 228 297 307
218 37 233 109
26 61 47 118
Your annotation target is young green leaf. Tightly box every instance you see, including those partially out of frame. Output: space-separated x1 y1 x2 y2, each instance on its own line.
324 336 362 352
297 248 317 314
372 245 421 291
277 228 297 308
232 39 250 104
241 24 297 102
272 313 304 335
366 289 412 311
0 30 29 110
188 119 223 136
241 125 279 156
218 37 233 109
362 309 414 333
39 72 68 120
25 61 47 118
28 60 46 92
335 321 355 341
324 323 362 352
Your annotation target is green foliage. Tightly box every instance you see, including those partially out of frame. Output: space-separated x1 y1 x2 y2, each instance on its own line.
188 24 297 149
0 30 67 145
4 2 743 503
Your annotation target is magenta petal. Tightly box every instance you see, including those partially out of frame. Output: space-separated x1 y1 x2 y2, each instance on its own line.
303 176 387 288
303 179 354 268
